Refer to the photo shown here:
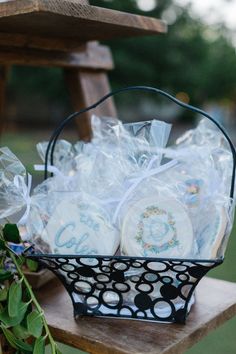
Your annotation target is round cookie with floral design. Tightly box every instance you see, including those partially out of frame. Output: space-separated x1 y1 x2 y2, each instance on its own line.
121 196 194 258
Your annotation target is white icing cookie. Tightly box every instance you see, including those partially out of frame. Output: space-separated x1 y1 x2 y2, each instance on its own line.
196 206 228 259
40 197 119 256
183 178 204 207
121 197 194 258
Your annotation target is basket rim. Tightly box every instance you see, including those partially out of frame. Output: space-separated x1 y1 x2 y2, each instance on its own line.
25 251 224 264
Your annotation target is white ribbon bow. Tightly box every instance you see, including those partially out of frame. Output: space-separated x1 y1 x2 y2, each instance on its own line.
112 158 178 224
34 160 178 225
34 164 64 177
14 174 32 226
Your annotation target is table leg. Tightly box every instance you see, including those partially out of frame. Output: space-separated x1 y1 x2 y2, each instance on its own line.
64 68 117 141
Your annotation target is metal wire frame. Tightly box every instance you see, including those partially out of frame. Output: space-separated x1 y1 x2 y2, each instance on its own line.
44 85 236 199
30 85 236 323
27 251 223 324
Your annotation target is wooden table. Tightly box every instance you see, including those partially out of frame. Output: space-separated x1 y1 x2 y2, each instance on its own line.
0 0 167 139
36 277 236 354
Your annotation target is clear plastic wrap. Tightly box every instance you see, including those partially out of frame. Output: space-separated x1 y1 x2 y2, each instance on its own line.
118 124 234 260
0 112 235 323
0 117 234 262
169 119 234 259
0 147 29 221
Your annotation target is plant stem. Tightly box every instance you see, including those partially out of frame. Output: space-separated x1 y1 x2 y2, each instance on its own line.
9 252 58 354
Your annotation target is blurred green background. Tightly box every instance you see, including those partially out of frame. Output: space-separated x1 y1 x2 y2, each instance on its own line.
3 0 236 128
1 0 236 353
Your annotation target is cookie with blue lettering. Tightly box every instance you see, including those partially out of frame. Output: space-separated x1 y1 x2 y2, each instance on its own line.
121 196 193 258
40 197 119 256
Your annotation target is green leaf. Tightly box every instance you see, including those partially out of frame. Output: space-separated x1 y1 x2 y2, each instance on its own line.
0 269 12 281
3 224 21 244
16 255 25 267
0 286 8 301
27 310 43 338
56 349 63 354
0 239 6 250
1 326 33 353
56 348 63 354
0 301 29 327
1 326 18 349
24 287 32 303
12 324 30 340
26 259 39 272
33 337 45 354
8 281 22 317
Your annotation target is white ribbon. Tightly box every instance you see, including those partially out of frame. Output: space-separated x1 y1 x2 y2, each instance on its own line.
34 164 78 180
34 159 178 225
34 164 63 177
112 158 178 224
14 174 32 226
13 165 66 226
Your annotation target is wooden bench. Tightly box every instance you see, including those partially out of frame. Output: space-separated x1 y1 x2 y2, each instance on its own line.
36 276 236 354
0 0 166 139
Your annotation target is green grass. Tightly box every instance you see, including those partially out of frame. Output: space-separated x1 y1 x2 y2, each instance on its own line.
2 131 236 354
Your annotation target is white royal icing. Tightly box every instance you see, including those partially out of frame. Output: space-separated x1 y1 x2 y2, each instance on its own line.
41 197 119 256
121 196 194 258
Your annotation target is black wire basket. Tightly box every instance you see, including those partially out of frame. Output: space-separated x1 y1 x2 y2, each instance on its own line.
26 86 236 324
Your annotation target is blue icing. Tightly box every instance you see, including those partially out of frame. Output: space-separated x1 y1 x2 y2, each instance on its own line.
55 222 97 255
80 212 100 232
143 218 170 242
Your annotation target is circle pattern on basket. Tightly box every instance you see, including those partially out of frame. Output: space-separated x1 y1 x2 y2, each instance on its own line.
33 254 219 323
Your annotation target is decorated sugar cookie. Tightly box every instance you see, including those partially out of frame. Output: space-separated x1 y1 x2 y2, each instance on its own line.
121 196 194 258
158 170 204 207
41 196 119 256
196 205 228 259
183 178 204 207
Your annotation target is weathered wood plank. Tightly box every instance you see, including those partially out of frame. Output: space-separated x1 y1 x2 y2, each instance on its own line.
36 277 236 354
0 0 167 41
0 43 113 69
0 32 86 52
64 68 117 141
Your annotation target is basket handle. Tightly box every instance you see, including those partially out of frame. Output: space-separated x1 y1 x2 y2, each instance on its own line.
44 85 236 199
